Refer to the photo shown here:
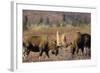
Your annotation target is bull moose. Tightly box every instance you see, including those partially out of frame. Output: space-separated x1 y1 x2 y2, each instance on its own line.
23 35 50 59
72 32 91 56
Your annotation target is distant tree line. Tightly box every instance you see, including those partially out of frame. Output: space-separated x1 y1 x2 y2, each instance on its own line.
23 12 91 30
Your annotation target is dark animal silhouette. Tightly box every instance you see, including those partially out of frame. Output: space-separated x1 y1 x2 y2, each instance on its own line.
72 32 91 55
23 41 50 58
39 41 49 58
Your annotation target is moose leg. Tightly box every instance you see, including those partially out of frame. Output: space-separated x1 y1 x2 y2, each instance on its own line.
84 47 91 56
76 49 79 55
55 49 59 56
39 49 44 57
45 50 49 58
72 47 76 55
26 49 30 56
81 47 84 56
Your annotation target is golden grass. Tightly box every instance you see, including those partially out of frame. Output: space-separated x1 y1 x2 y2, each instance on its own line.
23 24 90 43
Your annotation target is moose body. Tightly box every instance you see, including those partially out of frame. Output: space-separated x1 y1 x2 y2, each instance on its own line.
72 32 91 55
23 41 50 58
23 35 50 58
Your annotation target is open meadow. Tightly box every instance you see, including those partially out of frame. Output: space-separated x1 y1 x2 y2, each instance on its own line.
23 25 91 62
22 10 91 63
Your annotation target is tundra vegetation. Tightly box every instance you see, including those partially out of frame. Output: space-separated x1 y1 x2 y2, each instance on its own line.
22 10 91 62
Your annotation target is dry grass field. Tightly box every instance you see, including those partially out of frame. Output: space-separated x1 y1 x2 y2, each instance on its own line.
22 24 91 63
